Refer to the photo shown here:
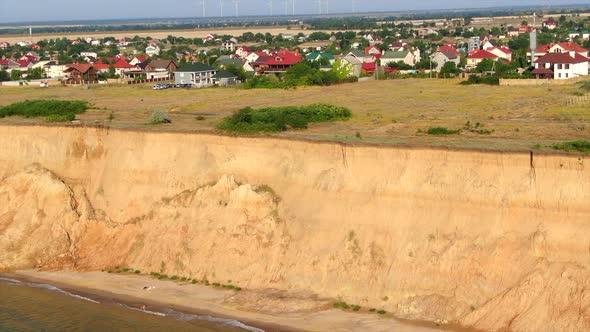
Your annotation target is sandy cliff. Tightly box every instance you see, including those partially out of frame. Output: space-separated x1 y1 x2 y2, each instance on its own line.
0 125 589 331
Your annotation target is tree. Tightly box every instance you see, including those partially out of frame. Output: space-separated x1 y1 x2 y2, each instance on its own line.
414 58 437 70
224 64 248 82
27 67 45 79
10 70 21 81
439 62 461 77
474 59 495 73
0 70 9 82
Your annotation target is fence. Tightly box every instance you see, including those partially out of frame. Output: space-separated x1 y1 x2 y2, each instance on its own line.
127 77 172 85
566 95 589 106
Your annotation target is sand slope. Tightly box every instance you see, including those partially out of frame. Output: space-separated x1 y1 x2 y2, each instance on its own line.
0 125 589 331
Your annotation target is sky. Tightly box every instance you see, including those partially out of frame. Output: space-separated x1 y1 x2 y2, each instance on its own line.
0 0 583 23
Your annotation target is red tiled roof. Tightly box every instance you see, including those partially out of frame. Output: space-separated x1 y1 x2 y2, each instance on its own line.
362 62 376 72
437 45 460 56
467 49 498 59
535 42 588 54
534 52 589 64
134 55 148 62
364 46 381 55
16 60 30 67
263 51 302 65
487 46 512 54
65 64 93 73
113 59 134 68
237 46 251 52
532 67 554 74
0 59 10 65
93 64 110 70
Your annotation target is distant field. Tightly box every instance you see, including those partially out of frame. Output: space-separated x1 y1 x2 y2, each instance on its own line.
0 79 588 151
0 26 339 44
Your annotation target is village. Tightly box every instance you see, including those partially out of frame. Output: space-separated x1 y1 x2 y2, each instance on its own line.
1 13 590 87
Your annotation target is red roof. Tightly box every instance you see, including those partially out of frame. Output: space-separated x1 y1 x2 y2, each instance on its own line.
237 46 251 52
534 52 589 64
65 64 93 73
0 59 11 65
364 46 381 55
535 42 588 54
133 55 148 62
486 46 512 55
113 59 134 68
468 49 498 59
16 60 30 67
437 45 460 56
362 62 376 72
93 64 110 70
532 67 554 74
263 50 302 65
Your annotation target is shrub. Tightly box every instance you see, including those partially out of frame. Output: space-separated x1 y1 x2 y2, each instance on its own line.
553 141 590 153
217 104 352 134
460 75 499 86
369 308 376 312
212 282 221 287
235 287 242 291
0 100 88 121
196 115 206 121
192 279 197 284
580 80 590 91
134 270 141 274
122 268 130 272
180 277 187 281
148 110 171 124
352 305 361 311
377 310 387 315
158 274 168 280
170 275 179 280
150 272 160 277
427 127 461 135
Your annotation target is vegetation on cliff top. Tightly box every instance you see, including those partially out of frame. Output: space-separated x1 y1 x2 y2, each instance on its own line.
217 103 352 134
0 100 88 122
553 141 590 153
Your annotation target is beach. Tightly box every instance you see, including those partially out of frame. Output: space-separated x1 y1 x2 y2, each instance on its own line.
9 270 453 332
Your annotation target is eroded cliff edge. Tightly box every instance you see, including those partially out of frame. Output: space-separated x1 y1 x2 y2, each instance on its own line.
0 125 589 331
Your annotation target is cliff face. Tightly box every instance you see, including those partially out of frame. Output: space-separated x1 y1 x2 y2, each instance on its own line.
1 125 589 331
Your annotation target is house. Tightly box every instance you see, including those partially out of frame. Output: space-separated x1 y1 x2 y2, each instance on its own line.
530 42 589 62
518 25 536 34
113 59 135 76
363 34 383 46
145 59 177 79
533 52 589 79
388 41 407 51
381 51 414 67
468 37 481 51
0 41 10 49
256 50 303 74
212 70 239 86
305 52 335 64
175 62 217 87
203 34 216 42
91 40 101 46
339 55 362 77
146 45 160 56
466 49 498 69
430 50 460 71
569 30 590 40
223 41 236 52
347 50 372 63
235 46 252 59
80 51 98 58
543 20 558 30
365 46 382 57
362 62 377 74
64 64 97 83
129 55 148 66
0 59 20 71
45 63 68 78
486 46 512 61
417 28 438 37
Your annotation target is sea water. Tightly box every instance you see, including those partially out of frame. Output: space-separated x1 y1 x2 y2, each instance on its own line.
0 277 264 332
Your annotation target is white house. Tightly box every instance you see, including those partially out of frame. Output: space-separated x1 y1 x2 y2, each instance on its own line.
80 51 98 58
486 46 513 61
223 41 236 52
430 50 460 71
533 52 589 79
569 31 590 40
146 45 160 56
175 62 217 87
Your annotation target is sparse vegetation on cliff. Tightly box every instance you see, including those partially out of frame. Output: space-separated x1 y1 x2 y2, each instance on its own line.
148 110 172 125
216 104 352 134
0 100 88 122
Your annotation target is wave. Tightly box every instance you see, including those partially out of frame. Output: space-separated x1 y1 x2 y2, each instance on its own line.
0 276 264 332
164 309 265 332
0 276 99 304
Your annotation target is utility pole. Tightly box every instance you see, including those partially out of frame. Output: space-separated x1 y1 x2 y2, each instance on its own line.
219 0 224 17
233 0 240 17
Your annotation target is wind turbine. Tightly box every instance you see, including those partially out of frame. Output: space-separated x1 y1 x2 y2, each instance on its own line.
268 0 274 16
233 0 240 17
292 0 295 15
200 0 206 17
352 0 357 14
316 0 322 15
218 0 224 17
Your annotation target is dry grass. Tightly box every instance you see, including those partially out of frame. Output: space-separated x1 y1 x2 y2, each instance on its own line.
1 79 587 151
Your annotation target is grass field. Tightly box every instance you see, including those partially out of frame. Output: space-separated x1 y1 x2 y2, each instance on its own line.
1 79 588 151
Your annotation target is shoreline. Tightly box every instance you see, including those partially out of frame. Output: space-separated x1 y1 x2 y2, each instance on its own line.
5 270 459 332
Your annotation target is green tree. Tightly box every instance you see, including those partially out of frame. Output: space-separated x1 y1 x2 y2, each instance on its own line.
27 67 45 79
0 70 9 81
10 70 21 81
439 62 461 77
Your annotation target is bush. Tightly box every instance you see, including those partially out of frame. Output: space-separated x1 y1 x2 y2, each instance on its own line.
0 100 88 121
460 75 499 86
369 308 376 312
170 276 179 280
148 110 171 125
158 274 168 280
352 305 361 311
212 282 221 287
377 310 387 315
134 270 141 274
427 127 461 135
192 279 197 284
579 80 590 91
217 104 352 134
553 141 590 153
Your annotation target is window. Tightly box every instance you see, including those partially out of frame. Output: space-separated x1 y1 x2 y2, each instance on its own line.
557 64 562 70
565 64 570 69
558 73 562 78
566 73 569 78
